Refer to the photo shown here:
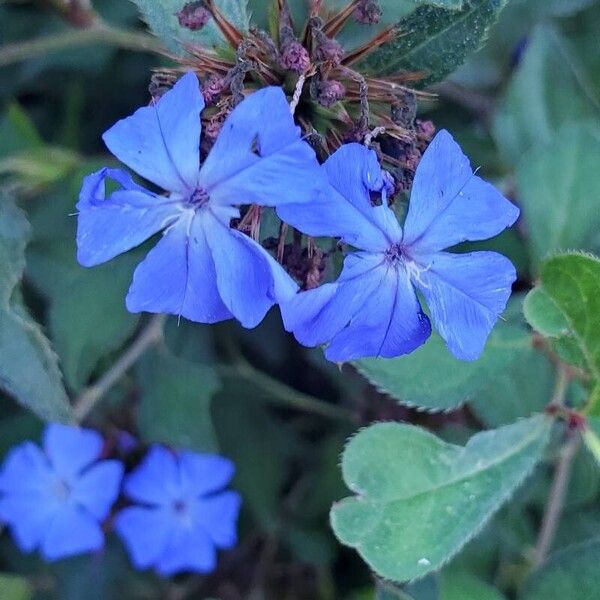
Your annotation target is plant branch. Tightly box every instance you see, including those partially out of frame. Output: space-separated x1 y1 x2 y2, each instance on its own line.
216 361 356 424
0 22 165 68
533 431 580 568
73 314 167 422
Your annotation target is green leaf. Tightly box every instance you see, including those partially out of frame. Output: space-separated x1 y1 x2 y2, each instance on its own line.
0 574 32 600
519 538 600 600
0 195 72 422
523 288 570 338
330 416 551 582
137 346 220 453
26 164 141 391
516 122 600 267
540 253 600 380
362 0 509 86
583 417 600 466
130 0 250 54
440 570 505 600
355 320 530 412
494 25 600 162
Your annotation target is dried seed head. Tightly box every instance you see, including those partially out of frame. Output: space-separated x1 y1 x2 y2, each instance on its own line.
176 1 212 31
353 0 382 25
280 40 311 73
316 80 346 107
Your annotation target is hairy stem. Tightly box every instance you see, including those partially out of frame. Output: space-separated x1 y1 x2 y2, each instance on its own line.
533 432 580 567
74 314 167 422
0 22 165 68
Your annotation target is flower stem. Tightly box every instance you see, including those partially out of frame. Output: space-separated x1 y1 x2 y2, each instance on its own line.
73 314 167 422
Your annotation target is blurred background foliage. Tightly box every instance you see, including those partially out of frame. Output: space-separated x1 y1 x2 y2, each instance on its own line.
0 0 600 598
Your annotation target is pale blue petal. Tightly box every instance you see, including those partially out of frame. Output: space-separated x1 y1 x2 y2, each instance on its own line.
205 215 297 328
178 453 235 497
413 251 516 360
76 168 181 267
40 504 104 560
195 491 241 548
325 266 431 361
281 252 384 347
155 523 216 576
126 214 233 324
43 424 103 482
115 506 173 569
71 460 123 520
200 87 324 207
103 71 203 193
0 495 56 552
124 446 180 506
403 130 520 253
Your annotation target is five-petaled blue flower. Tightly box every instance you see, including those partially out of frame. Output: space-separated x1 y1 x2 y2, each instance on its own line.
0 424 123 561
115 446 240 576
77 71 324 328
278 131 520 361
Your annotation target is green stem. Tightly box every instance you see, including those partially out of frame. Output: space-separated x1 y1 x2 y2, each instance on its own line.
216 361 356 424
0 23 165 68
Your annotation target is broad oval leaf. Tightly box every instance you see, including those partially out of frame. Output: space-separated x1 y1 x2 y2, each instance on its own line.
0 195 72 422
523 287 570 338
330 416 551 582
361 0 509 86
519 538 600 600
540 253 600 380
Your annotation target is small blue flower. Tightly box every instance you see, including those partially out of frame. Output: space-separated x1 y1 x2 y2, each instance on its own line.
77 72 325 328
0 424 123 561
278 131 520 361
115 446 240 576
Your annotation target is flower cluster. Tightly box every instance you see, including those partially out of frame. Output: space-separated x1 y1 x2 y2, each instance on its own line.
0 424 240 576
77 72 519 362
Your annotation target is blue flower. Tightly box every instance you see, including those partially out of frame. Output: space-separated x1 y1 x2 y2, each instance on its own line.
77 72 325 328
0 424 123 561
115 446 240 576
278 131 520 361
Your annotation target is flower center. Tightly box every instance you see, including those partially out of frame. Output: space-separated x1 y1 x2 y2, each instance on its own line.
52 479 71 502
172 499 194 528
187 187 210 208
385 243 404 264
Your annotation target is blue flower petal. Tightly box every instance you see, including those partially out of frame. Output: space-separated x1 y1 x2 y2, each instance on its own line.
115 506 173 569
40 504 104 561
278 144 401 252
0 495 56 552
200 87 324 207
403 130 520 254
195 491 241 548
71 460 123 520
126 215 233 324
0 442 55 495
123 446 180 506
43 424 103 482
413 251 516 360
103 72 203 194
76 168 181 267
178 452 235 497
281 253 384 347
205 215 297 328
155 523 216 576
325 265 431 361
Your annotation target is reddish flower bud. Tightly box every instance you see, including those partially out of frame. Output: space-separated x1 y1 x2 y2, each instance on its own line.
280 40 311 74
353 0 382 25
315 37 344 66
202 75 226 105
316 80 346 107
175 1 211 31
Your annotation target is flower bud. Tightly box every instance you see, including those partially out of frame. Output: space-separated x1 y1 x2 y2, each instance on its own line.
353 0 382 25
280 40 311 73
315 36 344 66
175 1 212 31
316 80 346 107
202 75 226 105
